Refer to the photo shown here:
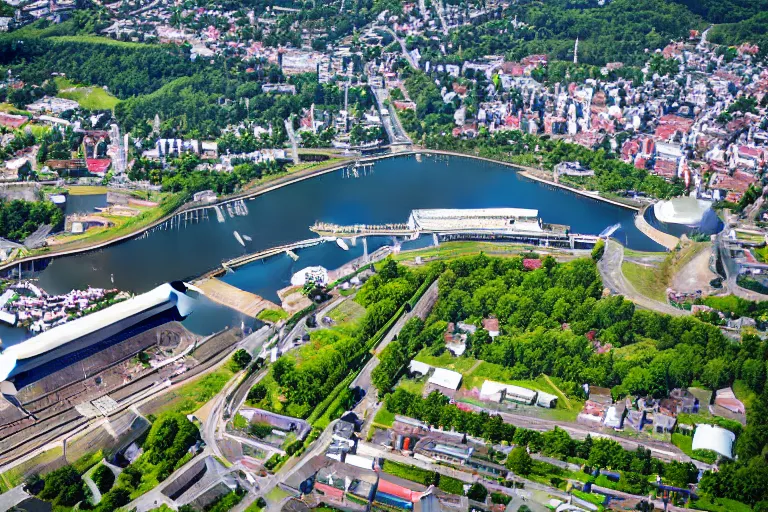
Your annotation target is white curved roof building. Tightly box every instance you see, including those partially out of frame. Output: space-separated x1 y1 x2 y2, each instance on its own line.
692 424 735 459
653 196 712 226
0 282 196 383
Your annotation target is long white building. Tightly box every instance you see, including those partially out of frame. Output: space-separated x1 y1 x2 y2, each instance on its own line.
0 282 197 386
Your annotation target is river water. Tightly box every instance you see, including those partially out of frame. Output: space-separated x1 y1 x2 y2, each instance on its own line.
0 155 661 347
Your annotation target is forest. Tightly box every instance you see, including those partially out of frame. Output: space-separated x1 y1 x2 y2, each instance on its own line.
431 0 704 67
0 199 63 242
250 259 434 418
373 253 768 506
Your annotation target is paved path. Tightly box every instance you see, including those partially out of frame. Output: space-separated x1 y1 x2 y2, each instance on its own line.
634 207 680 250
82 464 103 505
0 486 29 512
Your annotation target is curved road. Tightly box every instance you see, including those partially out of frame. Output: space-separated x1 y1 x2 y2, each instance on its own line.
598 239 688 316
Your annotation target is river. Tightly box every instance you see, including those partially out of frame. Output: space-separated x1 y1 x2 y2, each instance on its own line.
0 155 662 347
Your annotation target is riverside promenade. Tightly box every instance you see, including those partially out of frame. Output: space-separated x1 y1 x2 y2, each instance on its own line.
634 206 680 250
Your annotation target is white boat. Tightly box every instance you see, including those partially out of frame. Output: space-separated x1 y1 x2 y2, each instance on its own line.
336 238 349 251
227 204 234 218
242 234 252 242
234 231 245 246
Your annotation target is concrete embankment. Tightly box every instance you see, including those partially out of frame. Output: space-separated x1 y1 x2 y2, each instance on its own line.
634 206 680 250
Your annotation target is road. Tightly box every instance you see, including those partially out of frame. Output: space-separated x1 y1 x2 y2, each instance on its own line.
598 239 688 316
457 400 701 467
353 280 439 393
0 486 29 512
383 27 418 69
371 85 412 146
718 232 768 301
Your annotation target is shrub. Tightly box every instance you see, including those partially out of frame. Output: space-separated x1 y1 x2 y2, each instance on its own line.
591 239 605 261
38 465 85 506
231 349 253 371
490 492 511 505
467 483 488 502
91 465 115 494
437 475 465 495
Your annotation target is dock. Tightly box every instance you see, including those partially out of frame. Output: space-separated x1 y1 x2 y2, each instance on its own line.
222 237 334 269
196 278 280 318
310 208 600 250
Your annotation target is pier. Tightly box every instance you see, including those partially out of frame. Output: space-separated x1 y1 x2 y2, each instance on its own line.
310 208 600 250
196 278 280 318
222 237 335 269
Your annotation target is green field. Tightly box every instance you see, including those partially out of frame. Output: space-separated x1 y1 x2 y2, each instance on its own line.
49 35 154 47
256 308 289 324
55 77 120 110
373 407 396 428
622 242 710 302
327 299 366 325
691 496 753 512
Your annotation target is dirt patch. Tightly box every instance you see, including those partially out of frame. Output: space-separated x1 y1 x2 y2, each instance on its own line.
671 243 717 294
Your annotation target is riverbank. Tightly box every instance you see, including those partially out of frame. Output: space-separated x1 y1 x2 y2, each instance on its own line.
420 149 643 212
0 147 650 274
634 205 681 250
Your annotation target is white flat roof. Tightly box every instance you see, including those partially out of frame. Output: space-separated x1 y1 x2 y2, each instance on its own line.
408 360 432 375
479 380 537 400
428 367 462 390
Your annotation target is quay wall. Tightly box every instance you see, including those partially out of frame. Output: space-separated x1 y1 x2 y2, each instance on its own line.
634 206 680 251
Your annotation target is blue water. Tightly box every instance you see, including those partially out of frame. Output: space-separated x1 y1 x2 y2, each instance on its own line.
0 155 661 346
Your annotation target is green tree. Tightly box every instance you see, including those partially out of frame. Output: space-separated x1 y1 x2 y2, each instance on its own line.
231 349 253 370
506 447 533 476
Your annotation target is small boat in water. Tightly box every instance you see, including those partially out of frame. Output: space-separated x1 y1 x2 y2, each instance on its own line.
234 231 245 246
242 234 252 242
336 238 349 251
227 203 234 218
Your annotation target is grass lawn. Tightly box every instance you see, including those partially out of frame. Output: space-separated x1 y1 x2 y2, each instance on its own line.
397 376 426 395
413 350 480 374
0 103 32 116
153 362 237 416
373 408 396 428
1 445 64 488
732 379 757 413
256 308 289 324
265 486 291 504
622 260 667 301
49 35 154 47
391 241 567 264
66 185 109 196
71 450 104 474
327 299 366 326
55 77 120 110
671 433 717 464
622 242 710 302
691 496 753 512
36 193 182 256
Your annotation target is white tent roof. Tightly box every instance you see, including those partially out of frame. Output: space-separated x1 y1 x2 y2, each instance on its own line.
0 283 195 381
692 424 735 459
428 368 462 390
479 380 537 401
408 360 432 376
